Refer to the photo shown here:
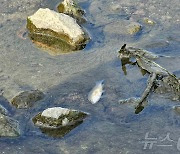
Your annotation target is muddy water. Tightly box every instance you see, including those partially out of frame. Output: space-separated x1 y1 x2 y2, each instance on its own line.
0 0 180 153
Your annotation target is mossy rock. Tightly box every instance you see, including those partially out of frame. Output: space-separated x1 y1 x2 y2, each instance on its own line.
32 107 88 138
11 90 44 109
27 8 89 55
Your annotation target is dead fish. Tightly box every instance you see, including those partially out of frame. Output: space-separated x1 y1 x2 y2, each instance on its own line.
88 80 104 104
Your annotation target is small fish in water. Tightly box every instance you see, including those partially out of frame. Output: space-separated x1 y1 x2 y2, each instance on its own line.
88 80 104 104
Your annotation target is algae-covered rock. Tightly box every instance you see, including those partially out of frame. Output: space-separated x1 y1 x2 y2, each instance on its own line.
0 113 20 137
57 0 86 24
11 90 44 109
27 8 89 54
126 22 142 35
32 107 88 137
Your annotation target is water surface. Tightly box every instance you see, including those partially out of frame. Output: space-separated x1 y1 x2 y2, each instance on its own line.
0 0 180 153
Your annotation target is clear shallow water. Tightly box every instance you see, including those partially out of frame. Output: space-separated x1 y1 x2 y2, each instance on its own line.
0 0 180 153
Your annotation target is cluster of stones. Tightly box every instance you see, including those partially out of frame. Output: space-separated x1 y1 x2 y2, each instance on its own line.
0 90 88 138
0 0 89 139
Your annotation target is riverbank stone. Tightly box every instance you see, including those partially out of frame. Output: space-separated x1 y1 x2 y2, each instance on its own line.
11 90 44 109
27 8 89 54
32 107 88 137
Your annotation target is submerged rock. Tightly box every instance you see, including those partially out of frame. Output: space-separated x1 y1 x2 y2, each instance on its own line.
143 18 155 25
32 107 88 137
104 20 142 38
27 8 89 54
11 90 44 109
126 22 142 35
57 0 86 24
0 113 20 137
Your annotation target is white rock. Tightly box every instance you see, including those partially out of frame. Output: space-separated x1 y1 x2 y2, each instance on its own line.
41 107 70 119
28 8 85 44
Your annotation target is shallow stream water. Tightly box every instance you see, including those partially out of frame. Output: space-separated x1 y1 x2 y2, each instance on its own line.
0 0 180 153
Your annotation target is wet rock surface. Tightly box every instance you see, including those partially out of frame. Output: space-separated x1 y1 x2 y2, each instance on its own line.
11 90 44 109
27 8 89 55
32 107 88 137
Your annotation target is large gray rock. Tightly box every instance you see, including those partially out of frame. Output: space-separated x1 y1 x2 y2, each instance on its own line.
27 8 89 54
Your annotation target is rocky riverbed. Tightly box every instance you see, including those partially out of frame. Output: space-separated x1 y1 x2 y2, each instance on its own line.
0 0 180 154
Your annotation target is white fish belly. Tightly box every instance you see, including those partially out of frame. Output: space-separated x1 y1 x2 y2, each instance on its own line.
88 81 104 104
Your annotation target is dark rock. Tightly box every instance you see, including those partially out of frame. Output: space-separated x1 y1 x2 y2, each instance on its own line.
11 90 44 109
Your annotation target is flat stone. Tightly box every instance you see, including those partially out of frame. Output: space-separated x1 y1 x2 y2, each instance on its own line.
11 90 44 109
104 20 142 36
